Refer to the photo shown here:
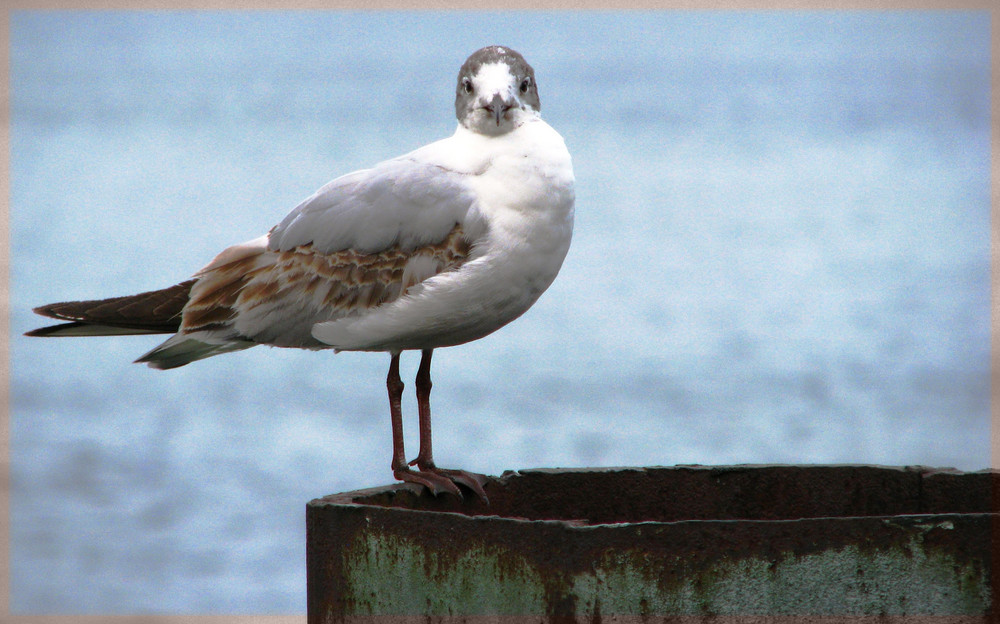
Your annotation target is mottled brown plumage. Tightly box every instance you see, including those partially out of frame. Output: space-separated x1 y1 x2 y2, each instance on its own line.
180 222 471 340
28 223 472 345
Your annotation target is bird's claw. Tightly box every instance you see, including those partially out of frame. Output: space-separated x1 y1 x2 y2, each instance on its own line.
394 465 489 503
394 467 463 498
434 467 489 503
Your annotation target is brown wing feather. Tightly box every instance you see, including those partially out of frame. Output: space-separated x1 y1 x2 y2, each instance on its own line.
29 280 195 334
27 224 472 347
181 223 472 340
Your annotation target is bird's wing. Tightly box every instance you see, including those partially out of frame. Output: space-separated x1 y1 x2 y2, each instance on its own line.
265 141 488 255
154 139 491 353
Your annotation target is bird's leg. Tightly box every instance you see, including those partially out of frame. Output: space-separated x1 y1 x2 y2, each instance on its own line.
408 348 436 469
387 353 408 473
408 349 489 502
387 352 460 498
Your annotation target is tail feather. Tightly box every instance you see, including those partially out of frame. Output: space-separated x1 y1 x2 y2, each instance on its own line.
28 280 195 336
134 334 254 370
28 279 257 369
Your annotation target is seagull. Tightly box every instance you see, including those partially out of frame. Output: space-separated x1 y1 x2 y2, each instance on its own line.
26 45 575 501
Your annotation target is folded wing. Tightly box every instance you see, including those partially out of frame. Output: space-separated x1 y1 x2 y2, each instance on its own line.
133 148 484 367
27 281 195 337
267 149 486 254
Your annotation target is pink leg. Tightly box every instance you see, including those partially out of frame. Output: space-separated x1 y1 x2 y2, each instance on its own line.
387 352 461 498
387 352 408 473
409 349 436 468
409 349 489 502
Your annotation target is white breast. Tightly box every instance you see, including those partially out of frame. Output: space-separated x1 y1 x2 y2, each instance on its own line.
311 117 575 352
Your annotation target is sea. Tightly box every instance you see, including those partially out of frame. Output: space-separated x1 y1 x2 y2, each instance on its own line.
9 10 991 613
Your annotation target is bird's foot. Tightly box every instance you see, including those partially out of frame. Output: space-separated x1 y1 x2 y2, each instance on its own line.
395 462 489 503
430 467 489 503
393 467 463 498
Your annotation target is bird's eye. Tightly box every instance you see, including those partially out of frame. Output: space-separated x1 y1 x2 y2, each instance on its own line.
462 78 473 94
519 78 530 94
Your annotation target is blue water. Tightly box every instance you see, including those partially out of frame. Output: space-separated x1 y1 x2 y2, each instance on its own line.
10 11 991 613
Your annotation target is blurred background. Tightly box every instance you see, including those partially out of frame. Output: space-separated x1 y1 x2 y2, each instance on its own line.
10 11 991 613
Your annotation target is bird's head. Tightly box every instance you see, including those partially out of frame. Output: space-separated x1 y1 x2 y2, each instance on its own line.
455 46 540 136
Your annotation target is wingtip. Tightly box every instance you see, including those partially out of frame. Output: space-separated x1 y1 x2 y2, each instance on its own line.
25 322 171 338
30 304 61 320
24 322 83 337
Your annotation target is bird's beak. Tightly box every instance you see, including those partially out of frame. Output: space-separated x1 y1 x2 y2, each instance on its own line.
487 93 511 127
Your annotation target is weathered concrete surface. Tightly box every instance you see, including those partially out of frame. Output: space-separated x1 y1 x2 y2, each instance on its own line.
306 465 996 622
